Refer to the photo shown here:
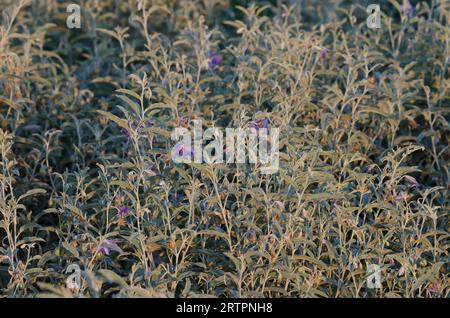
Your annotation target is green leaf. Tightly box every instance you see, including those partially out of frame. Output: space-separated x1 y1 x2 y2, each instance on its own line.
116 93 141 117
62 241 80 258
18 188 46 201
98 269 129 288
97 110 129 130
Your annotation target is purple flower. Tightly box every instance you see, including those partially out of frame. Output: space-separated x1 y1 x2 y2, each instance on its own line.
211 55 222 66
118 206 130 218
179 116 189 128
206 49 222 68
330 199 338 213
146 119 155 128
363 165 374 173
395 191 408 202
321 48 329 60
428 282 439 294
398 264 406 276
123 129 132 142
405 175 419 188
402 0 414 18
173 143 194 158
252 118 269 131
97 239 122 256
97 245 110 255
261 118 268 129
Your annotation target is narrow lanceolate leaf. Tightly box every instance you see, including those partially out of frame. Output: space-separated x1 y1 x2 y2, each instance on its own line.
18 188 46 201
98 269 129 288
116 93 141 116
0 98 21 111
97 110 129 130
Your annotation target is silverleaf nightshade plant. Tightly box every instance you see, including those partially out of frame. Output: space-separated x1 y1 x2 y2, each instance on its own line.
0 0 448 298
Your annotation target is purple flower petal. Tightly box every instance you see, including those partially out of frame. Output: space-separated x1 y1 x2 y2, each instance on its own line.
123 129 132 142
146 119 155 128
402 0 414 18
179 117 189 127
405 175 419 188
98 246 110 255
395 191 408 201
118 206 130 218
211 54 222 66
330 199 338 213
428 282 439 294
98 239 122 255
252 118 269 131
261 118 268 129
173 143 194 159
206 49 222 68
363 165 374 173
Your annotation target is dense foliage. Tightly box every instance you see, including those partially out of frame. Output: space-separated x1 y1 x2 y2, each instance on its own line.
0 0 448 297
